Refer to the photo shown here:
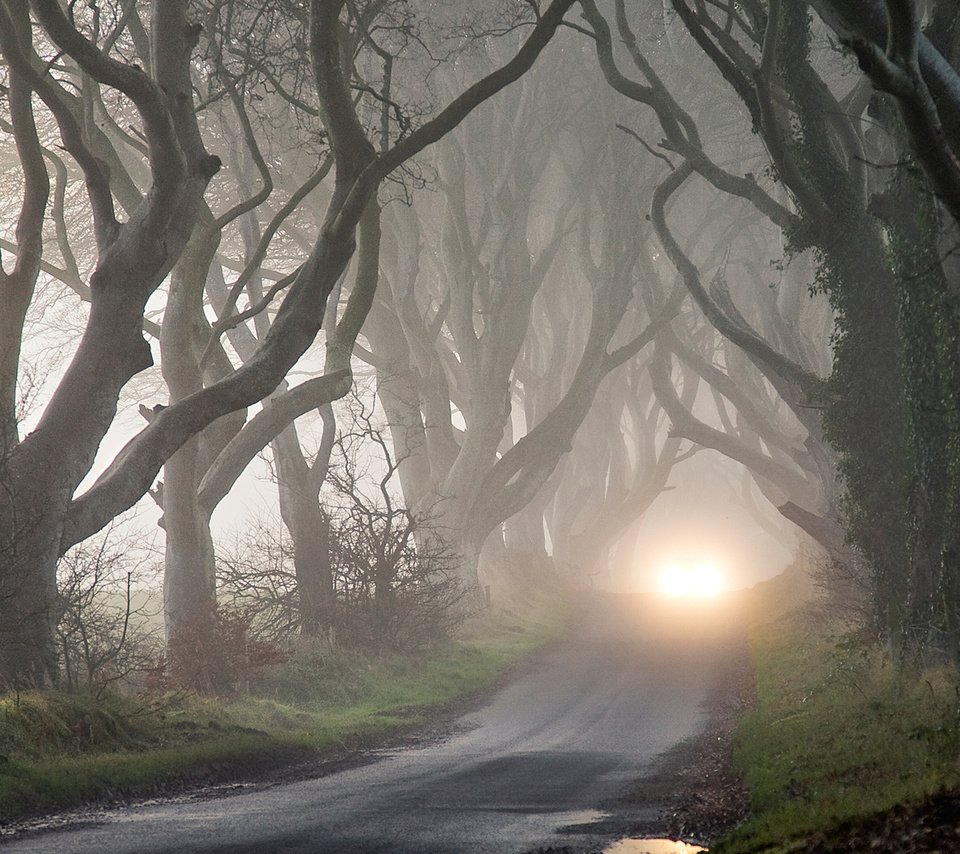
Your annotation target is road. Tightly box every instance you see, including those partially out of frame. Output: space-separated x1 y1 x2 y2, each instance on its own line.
5 594 743 853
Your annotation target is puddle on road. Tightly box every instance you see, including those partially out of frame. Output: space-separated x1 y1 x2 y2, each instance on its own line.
604 839 707 854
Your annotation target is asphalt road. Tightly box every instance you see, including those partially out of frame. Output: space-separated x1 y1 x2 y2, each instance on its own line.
6 593 743 854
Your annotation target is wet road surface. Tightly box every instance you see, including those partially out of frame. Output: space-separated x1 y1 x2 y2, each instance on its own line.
5 594 743 853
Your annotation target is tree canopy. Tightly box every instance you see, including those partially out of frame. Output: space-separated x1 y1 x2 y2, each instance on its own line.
3 0 960 687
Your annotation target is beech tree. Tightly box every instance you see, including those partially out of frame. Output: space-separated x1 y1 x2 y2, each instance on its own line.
581 0 960 656
354 50 687 591
0 0 577 688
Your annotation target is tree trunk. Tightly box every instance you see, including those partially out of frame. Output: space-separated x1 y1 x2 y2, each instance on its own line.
162 435 217 647
0 480 60 686
159 229 222 652
272 425 334 636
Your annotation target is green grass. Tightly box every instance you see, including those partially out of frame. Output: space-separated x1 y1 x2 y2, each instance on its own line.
0 604 566 822
715 601 960 852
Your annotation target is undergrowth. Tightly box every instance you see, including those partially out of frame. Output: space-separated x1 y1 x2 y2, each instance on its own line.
716 606 960 852
0 603 565 823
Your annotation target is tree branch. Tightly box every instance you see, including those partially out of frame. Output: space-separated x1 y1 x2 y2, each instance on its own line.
195 370 351 518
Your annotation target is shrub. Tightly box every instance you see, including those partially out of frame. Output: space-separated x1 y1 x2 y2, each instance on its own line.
154 603 287 695
56 531 163 696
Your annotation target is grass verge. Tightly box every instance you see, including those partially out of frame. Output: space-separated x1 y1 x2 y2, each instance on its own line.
0 603 566 823
715 584 960 852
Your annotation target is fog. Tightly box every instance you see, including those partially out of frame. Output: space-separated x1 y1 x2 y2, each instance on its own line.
4 1 960 850
620 452 797 594
0 0 867 659
0 0 939 707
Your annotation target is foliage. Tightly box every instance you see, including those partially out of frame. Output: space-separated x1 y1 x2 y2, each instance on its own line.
880 164 960 658
156 603 288 696
774 2 952 660
811 152 960 661
0 602 566 822
716 608 960 852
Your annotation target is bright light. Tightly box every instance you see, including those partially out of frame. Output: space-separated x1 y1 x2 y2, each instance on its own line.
658 561 727 599
696 562 725 597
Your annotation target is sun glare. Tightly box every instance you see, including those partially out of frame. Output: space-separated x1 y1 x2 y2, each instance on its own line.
658 561 727 599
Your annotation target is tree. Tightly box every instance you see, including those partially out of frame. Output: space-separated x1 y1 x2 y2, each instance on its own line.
358 49 686 591
0 0 578 687
812 0 960 225
0 0 221 687
580 0 960 657
572 2 838 570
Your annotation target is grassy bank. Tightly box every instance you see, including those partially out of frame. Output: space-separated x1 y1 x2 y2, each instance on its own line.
716 581 960 852
0 604 566 823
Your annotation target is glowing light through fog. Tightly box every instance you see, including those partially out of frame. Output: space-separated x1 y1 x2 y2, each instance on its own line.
658 561 727 599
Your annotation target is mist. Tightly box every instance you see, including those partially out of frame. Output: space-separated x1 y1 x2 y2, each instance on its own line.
2 1 959 851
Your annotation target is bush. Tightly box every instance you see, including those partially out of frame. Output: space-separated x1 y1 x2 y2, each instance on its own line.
152 603 288 695
56 531 163 696
218 386 468 653
218 516 467 654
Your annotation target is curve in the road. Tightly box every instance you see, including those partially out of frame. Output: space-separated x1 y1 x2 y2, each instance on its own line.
4 593 743 854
